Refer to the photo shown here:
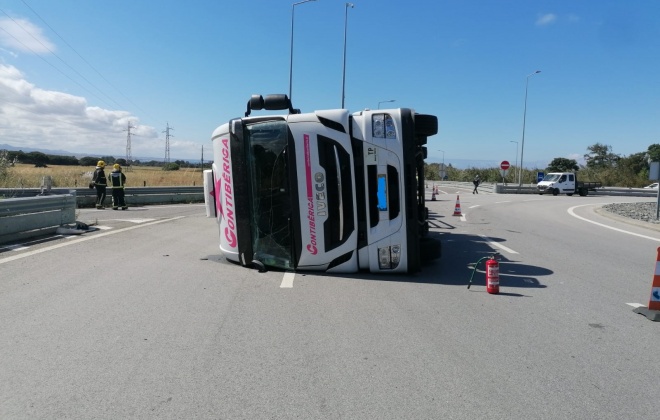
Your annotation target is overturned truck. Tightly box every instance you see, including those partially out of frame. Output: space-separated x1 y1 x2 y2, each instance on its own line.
203 94 440 273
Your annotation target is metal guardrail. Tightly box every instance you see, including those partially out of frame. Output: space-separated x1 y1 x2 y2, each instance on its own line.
0 187 205 244
431 181 658 197
0 186 205 207
0 192 76 243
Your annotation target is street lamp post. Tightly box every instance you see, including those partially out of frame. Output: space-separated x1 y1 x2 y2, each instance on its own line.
341 2 354 108
289 0 317 102
438 149 445 180
510 140 519 182
377 99 395 109
518 70 541 186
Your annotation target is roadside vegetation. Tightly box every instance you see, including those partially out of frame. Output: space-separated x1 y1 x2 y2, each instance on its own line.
0 150 205 188
425 142 660 188
2 142 659 189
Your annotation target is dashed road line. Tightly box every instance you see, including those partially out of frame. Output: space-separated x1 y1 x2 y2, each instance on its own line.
281 272 295 288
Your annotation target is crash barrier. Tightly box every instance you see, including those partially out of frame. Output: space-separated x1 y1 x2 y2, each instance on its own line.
495 184 659 197
0 192 76 244
427 182 658 197
0 186 205 206
0 187 205 244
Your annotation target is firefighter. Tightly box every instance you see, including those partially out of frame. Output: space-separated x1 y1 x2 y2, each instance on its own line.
92 160 107 209
109 163 128 210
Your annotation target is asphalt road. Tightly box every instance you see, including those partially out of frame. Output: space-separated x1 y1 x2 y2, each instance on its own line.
1 195 659 419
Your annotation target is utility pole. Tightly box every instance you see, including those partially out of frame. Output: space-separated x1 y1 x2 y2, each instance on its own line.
124 121 136 171
163 122 174 163
200 145 204 171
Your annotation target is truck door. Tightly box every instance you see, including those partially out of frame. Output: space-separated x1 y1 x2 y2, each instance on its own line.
558 174 569 192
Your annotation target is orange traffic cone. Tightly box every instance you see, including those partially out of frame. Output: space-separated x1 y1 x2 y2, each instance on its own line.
431 190 436 201
634 247 660 321
452 195 462 216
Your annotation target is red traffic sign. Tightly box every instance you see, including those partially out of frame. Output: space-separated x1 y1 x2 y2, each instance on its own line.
500 160 510 170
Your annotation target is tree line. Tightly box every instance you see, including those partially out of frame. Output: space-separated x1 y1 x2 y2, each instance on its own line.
0 150 208 171
424 142 660 188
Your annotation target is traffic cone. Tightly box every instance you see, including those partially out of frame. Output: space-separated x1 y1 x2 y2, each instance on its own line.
633 247 660 321
452 195 462 216
431 190 436 201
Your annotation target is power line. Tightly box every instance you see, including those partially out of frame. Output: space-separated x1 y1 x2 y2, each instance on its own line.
19 0 156 120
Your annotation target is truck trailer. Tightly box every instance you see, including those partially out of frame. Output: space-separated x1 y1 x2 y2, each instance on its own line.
203 94 440 274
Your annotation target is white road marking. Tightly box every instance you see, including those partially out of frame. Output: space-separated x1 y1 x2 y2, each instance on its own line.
95 225 113 230
479 234 519 254
469 205 480 209
281 272 295 288
568 204 660 243
460 214 467 222
0 217 185 265
495 201 511 204
112 218 156 223
0 244 29 251
626 303 645 308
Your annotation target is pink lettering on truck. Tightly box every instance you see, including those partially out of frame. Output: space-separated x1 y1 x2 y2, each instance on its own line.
221 138 237 248
304 134 318 255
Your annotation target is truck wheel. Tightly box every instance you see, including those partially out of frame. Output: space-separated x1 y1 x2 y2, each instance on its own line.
415 114 438 137
552 188 558 196
579 188 588 196
567 193 573 196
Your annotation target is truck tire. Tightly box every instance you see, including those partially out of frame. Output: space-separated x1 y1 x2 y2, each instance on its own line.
579 188 588 196
414 114 438 137
567 193 573 196
552 188 558 196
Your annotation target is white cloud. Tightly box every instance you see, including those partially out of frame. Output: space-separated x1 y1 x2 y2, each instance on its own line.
0 17 55 53
536 13 557 26
0 64 167 158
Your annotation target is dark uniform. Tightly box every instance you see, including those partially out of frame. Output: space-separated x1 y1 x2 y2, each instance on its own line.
109 164 128 210
472 175 480 194
92 161 107 209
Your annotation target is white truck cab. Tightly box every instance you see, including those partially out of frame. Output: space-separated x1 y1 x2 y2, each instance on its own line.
203 94 441 274
537 172 590 196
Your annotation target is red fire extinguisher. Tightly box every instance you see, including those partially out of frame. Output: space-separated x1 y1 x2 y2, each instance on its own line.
485 255 500 294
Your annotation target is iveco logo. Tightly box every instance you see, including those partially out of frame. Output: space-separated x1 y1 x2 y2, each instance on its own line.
314 172 327 217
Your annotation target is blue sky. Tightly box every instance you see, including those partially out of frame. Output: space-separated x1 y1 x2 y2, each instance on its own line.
0 0 657 168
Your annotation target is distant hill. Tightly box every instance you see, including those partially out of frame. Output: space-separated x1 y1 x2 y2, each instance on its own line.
0 144 202 164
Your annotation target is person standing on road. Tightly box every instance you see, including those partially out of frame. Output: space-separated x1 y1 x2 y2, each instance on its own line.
92 160 107 209
473 174 480 194
109 163 128 210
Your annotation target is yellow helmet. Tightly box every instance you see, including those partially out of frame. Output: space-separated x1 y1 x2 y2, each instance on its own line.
97 160 105 167
113 163 121 170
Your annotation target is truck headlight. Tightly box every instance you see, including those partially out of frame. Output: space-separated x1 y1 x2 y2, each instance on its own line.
378 245 401 269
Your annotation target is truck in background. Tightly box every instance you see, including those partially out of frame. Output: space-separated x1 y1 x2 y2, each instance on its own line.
203 94 440 274
537 172 602 196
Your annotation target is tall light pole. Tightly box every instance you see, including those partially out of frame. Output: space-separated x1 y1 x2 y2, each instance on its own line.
378 99 395 109
289 0 317 101
518 70 541 186
341 2 354 108
438 149 445 180
510 140 519 182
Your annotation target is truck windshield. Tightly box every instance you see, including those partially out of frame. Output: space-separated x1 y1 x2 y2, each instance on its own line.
245 120 294 270
543 174 561 182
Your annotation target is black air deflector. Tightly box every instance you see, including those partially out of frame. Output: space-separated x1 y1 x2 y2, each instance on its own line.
316 135 355 252
318 116 346 133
